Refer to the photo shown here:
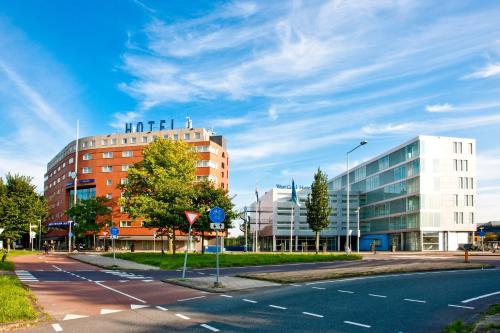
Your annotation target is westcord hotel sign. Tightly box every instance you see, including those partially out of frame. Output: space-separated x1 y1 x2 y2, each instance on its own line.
276 184 311 189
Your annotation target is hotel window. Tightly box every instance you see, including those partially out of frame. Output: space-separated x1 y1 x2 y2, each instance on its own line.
122 151 133 157
184 133 190 140
102 152 113 158
122 165 130 171
221 162 225 169
63 162 66 168
111 138 117 145
58 166 61 171
102 166 112 172
130 137 137 144
90 140 96 147
142 136 148 143
120 206 126 213
122 138 128 144
163 134 169 139
82 167 92 174
453 159 458 171
469 212 474 224
468 143 473 154
101 139 108 146
221 171 224 178
106 179 112 186
82 141 89 148
454 194 459 206
120 220 133 227
106 193 112 199
83 153 92 160
120 178 128 184
173 134 178 140
470 178 474 189
194 132 201 139
221 182 225 189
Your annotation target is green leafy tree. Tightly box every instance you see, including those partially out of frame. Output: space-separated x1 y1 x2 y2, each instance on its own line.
0 174 48 252
306 168 332 254
119 138 197 255
190 180 236 254
65 196 111 248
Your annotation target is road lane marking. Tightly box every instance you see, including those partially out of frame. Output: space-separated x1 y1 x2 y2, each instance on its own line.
368 294 387 298
100 309 124 315
448 304 475 309
312 287 326 290
269 305 287 310
461 291 500 303
338 290 354 293
52 323 63 332
198 272 206 275
200 324 220 332
243 299 258 303
142 279 154 282
52 265 63 271
131 304 149 310
344 321 371 328
177 296 206 302
302 312 324 318
156 306 168 311
220 294 233 298
175 313 190 320
291 284 302 287
95 282 146 303
404 298 427 303
63 314 89 321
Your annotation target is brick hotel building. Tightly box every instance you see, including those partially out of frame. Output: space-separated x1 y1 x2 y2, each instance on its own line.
44 123 228 251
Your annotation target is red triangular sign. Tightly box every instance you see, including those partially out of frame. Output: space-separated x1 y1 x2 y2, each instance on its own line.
184 211 200 225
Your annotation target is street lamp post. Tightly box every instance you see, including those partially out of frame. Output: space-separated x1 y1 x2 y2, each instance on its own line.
356 207 360 253
346 140 368 255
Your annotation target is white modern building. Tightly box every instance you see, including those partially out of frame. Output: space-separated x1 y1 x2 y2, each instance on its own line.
247 136 476 251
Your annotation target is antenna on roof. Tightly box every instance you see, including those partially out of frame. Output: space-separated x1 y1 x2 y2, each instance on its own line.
185 117 193 129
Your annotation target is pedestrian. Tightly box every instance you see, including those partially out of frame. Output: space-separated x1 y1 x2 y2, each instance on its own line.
370 241 377 254
43 241 49 254
130 243 135 253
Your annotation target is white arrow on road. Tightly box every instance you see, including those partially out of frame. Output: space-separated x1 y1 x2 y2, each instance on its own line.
100 309 124 315
131 304 149 310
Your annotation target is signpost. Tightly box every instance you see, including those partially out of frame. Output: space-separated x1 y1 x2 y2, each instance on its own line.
182 211 200 278
153 233 157 253
110 226 119 266
209 207 225 287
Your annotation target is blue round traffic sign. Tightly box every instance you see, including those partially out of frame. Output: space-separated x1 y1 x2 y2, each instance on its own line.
209 206 225 223
110 226 119 236
478 230 486 237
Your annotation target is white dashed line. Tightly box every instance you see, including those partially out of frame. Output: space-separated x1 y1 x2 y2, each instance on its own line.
269 305 287 310
368 294 387 298
52 323 63 331
243 299 258 303
177 296 206 302
175 313 190 320
198 272 206 275
461 291 500 303
312 287 326 290
290 284 302 287
404 298 427 303
302 312 324 318
344 320 371 328
220 294 233 298
200 324 220 332
448 304 475 309
156 306 168 311
338 290 354 294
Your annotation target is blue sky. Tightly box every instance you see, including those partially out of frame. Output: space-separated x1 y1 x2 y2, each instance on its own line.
1 0 500 229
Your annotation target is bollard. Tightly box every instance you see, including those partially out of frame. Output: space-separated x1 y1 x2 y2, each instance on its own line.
464 250 469 263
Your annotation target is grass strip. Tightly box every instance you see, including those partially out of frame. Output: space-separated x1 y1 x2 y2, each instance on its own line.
0 276 38 324
104 252 361 270
236 262 493 283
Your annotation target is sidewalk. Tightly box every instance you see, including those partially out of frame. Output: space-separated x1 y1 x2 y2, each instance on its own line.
70 253 159 270
165 275 280 293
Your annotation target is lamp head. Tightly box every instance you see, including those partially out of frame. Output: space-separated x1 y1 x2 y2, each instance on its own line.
360 140 368 145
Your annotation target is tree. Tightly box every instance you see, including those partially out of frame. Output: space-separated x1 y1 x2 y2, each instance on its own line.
190 180 236 254
0 174 48 252
65 196 111 248
119 138 197 255
306 168 332 254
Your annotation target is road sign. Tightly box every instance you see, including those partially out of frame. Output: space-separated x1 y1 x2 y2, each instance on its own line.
478 230 486 237
210 223 224 230
30 231 36 239
209 206 225 223
68 232 74 238
0 228 4 235
184 211 200 225
110 226 119 236
111 235 118 239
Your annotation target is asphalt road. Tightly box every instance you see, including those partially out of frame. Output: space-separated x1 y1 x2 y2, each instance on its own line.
17 258 500 333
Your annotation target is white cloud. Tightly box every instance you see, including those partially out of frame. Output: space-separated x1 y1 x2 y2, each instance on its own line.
268 106 278 120
465 62 500 79
212 116 251 128
426 103 454 113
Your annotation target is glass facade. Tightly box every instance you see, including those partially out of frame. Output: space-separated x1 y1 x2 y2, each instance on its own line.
68 187 96 207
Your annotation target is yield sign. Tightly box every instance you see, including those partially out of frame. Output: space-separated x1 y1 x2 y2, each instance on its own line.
184 211 200 225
